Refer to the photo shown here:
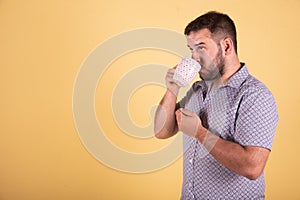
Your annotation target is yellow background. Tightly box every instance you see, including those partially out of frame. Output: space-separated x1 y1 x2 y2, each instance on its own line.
1 0 299 199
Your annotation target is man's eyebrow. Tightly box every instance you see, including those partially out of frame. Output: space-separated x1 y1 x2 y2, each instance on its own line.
187 42 205 49
195 42 205 46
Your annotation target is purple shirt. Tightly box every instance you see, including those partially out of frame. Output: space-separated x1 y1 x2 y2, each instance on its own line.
178 64 278 199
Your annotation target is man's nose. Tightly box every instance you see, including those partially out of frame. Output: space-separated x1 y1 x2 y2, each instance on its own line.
191 52 200 63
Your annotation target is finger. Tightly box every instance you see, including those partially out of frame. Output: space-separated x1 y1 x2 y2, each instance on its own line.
175 109 182 123
166 72 174 79
180 108 194 117
175 109 181 118
165 76 176 85
167 70 175 77
166 75 178 85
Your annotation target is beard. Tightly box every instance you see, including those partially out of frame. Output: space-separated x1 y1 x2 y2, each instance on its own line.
199 47 225 81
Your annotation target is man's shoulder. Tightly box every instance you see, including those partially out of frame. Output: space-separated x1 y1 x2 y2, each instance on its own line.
239 74 275 101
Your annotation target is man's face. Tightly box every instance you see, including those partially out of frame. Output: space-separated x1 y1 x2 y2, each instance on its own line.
186 28 225 81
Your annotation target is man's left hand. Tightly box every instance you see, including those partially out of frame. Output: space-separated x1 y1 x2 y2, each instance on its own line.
175 108 202 137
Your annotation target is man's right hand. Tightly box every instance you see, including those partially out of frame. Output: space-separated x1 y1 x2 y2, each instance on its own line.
165 66 181 96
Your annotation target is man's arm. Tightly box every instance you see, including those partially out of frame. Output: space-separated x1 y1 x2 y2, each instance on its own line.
154 67 180 139
154 90 178 139
197 129 270 180
176 108 271 180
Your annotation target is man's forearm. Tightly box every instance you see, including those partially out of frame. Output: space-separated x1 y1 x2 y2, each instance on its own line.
154 89 179 139
196 129 270 180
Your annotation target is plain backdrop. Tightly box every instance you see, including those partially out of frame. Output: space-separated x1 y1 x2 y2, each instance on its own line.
0 0 299 199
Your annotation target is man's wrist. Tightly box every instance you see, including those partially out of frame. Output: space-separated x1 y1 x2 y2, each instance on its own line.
195 125 208 143
195 127 220 153
166 87 179 98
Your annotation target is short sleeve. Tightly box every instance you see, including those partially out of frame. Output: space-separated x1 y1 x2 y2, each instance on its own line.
234 87 278 150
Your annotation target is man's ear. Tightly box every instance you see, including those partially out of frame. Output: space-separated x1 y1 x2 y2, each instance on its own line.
221 37 234 56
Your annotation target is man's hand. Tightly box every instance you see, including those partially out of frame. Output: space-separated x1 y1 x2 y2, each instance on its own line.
175 108 203 138
175 108 219 155
165 66 180 96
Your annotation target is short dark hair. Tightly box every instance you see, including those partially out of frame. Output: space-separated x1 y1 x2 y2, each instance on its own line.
184 11 238 53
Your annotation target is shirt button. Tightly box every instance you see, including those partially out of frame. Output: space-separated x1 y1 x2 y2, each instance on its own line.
189 159 193 164
189 182 193 188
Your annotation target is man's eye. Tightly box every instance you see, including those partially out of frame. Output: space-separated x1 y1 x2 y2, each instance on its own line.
188 46 204 53
197 46 204 51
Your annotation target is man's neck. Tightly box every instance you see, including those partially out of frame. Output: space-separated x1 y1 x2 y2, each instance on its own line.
210 59 241 90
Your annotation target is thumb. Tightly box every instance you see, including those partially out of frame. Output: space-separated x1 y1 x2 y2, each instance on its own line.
180 108 195 117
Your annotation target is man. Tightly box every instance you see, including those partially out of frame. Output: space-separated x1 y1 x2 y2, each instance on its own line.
154 11 278 199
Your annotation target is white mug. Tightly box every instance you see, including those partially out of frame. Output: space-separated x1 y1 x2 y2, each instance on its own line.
173 56 201 87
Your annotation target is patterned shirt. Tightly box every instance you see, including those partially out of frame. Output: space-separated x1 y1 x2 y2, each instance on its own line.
178 64 278 199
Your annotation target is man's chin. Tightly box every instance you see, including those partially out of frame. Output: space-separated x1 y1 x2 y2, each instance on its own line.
199 68 209 80
199 72 221 81
198 68 207 80
199 73 206 81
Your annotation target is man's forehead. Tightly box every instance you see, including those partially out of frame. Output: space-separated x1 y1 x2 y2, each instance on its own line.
186 28 212 45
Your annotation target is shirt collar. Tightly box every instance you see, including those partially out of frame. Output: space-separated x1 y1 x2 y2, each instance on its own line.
192 63 249 91
225 63 249 89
